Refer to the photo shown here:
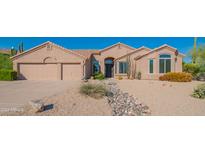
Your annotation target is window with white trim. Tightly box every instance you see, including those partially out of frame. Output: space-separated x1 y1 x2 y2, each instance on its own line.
119 62 128 74
159 54 171 73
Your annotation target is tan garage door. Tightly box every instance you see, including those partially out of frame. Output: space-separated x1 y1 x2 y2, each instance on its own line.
62 63 82 80
19 63 58 80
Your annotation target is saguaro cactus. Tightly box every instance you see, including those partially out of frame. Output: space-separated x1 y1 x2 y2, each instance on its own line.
18 42 24 53
192 37 197 64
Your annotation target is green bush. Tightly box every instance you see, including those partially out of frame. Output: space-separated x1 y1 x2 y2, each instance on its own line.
0 69 17 81
93 72 105 80
199 65 205 72
80 83 107 99
0 53 13 70
183 63 200 78
159 72 192 82
136 72 141 80
192 84 205 99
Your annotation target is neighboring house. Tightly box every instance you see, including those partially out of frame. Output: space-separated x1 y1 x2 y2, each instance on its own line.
0 49 11 55
11 41 184 80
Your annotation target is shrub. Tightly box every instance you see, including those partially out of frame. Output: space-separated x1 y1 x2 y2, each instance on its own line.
117 76 123 80
192 84 205 99
159 72 192 82
183 63 200 78
80 83 107 99
93 72 105 80
0 53 13 70
199 65 205 72
196 72 205 81
136 72 141 80
0 69 17 81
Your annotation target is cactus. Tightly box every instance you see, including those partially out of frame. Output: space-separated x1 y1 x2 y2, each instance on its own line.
126 55 131 79
18 42 24 53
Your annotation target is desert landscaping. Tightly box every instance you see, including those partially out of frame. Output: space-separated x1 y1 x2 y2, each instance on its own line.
117 80 205 115
0 79 204 116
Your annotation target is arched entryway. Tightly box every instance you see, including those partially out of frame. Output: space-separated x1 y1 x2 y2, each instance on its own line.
104 57 114 78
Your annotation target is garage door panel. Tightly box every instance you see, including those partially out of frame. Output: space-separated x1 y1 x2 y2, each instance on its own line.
62 64 81 80
19 64 58 80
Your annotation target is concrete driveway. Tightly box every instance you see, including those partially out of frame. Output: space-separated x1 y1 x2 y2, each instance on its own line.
0 80 80 108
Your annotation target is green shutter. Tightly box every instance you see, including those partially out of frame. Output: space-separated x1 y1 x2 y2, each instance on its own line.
124 62 128 73
119 62 123 73
159 59 165 73
149 59 153 73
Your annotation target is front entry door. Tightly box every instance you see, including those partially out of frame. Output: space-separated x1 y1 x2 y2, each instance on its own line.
105 64 113 78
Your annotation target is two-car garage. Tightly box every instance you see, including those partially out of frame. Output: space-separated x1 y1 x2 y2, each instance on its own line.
12 42 86 81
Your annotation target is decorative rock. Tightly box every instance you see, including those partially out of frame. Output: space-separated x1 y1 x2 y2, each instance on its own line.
106 83 151 116
107 82 117 86
29 100 45 113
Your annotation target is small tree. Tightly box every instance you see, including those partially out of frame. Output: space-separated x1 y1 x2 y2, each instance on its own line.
126 55 131 79
10 47 17 56
132 61 137 79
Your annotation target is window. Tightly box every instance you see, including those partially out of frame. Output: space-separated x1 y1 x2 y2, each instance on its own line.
149 59 154 73
119 62 128 74
92 59 100 74
159 54 171 73
105 59 113 64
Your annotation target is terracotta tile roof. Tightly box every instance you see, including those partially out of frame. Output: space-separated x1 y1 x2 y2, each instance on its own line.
73 49 100 58
0 49 11 55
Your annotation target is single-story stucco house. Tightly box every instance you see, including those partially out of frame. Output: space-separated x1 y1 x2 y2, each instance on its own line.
11 41 185 80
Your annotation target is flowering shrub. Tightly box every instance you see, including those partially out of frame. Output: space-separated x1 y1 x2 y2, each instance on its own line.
159 72 192 82
117 76 123 80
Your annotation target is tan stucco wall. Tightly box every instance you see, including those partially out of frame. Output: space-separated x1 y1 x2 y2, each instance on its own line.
134 48 183 80
12 43 85 80
84 58 92 78
115 48 150 78
12 42 183 80
92 44 134 75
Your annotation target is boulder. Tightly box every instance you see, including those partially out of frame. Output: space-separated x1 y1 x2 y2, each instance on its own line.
29 100 45 113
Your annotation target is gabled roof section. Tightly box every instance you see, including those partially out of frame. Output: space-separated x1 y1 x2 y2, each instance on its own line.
97 42 136 54
11 41 87 60
152 44 185 56
49 41 87 59
115 46 151 61
73 49 99 58
134 44 185 60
